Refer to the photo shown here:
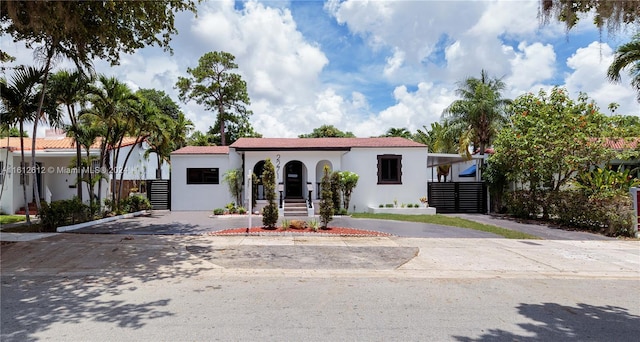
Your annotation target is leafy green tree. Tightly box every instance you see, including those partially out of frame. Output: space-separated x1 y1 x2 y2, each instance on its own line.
443 70 510 157
607 33 640 102
261 158 278 229
491 87 612 217
0 66 43 223
539 0 639 34
223 168 243 207
206 111 262 146
2 1 196 208
176 51 253 146
298 124 355 138
136 89 192 177
382 127 412 139
187 130 215 146
339 171 359 212
0 126 26 138
319 165 334 229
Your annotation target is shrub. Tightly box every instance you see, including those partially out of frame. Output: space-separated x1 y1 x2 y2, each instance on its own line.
308 219 319 232
40 198 91 232
237 206 247 214
319 165 334 229
385 203 394 208
280 218 290 230
378 204 384 208
125 195 151 213
290 219 307 229
213 208 225 215
261 158 279 228
337 208 348 215
225 202 237 214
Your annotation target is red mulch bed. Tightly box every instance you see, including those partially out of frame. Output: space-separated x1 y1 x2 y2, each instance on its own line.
209 226 391 237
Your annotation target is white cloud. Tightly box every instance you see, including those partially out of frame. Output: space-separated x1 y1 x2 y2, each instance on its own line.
564 41 638 114
505 42 556 92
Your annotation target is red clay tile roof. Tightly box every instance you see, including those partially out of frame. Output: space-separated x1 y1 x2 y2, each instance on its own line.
171 146 230 155
0 136 142 151
231 137 426 150
603 137 639 150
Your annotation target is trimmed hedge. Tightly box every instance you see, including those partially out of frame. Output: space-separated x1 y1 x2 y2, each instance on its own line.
506 190 635 237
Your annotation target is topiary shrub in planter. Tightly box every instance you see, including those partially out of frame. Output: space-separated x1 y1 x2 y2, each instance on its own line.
262 158 279 229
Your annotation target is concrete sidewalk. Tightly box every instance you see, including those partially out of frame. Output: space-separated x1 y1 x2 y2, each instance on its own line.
1 233 638 280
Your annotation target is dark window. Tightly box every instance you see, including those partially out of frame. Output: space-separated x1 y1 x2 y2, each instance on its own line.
377 155 402 184
187 168 219 184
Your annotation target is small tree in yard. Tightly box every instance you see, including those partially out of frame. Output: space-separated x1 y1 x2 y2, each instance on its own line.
223 168 243 207
261 158 278 229
339 171 359 212
319 165 334 229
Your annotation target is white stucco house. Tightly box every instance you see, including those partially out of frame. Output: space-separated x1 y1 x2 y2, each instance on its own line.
170 137 429 214
0 130 169 214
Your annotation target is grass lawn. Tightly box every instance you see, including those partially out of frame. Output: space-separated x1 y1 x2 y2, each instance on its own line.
0 215 27 225
351 213 540 239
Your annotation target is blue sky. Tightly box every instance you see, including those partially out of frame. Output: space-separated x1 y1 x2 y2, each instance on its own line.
2 0 639 138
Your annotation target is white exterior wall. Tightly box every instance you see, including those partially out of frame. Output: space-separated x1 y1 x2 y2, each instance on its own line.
113 142 170 180
242 150 344 197
342 147 428 211
170 153 234 211
0 149 13 214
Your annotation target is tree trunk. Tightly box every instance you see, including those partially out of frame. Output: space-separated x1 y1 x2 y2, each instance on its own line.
218 103 226 146
32 42 55 213
19 121 30 224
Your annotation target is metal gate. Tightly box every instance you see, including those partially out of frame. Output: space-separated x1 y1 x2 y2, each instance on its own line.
428 182 487 214
146 179 170 210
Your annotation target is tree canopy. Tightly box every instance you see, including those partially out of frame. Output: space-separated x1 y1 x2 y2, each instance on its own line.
176 51 254 146
1 1 196 67
539 0 640 35
298 124 355 138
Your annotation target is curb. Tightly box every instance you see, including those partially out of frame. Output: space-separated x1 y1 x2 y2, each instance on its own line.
56 210 148 232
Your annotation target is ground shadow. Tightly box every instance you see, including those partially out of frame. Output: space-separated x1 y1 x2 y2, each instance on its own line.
453 302 640 341
0 234 212 341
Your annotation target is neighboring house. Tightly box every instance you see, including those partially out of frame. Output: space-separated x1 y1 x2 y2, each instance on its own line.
170 137 428 214
0 130 169 214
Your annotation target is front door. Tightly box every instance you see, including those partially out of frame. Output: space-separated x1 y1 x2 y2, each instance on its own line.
285 161 302 198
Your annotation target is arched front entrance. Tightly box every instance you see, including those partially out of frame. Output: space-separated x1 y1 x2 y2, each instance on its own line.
284 161 304 198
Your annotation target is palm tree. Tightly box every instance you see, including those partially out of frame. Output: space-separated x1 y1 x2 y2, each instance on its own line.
443 69 510 156
0 66 44 223
81 75 137 210
49 69 93 201
29 78 62 212
382 127 412 139
416 122 459 182
607 33 640 102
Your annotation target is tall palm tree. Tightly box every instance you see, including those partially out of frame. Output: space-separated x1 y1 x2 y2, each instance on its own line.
443 69 510 156
81 75 136 209
607 33 640 102
49 69 93 201
416 121 459 182
0 66 43 223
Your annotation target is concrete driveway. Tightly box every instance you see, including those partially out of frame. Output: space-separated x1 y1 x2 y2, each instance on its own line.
65 210 615 240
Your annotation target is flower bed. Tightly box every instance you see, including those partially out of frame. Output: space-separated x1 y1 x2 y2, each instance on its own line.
367 206 436 215
209 226 392 237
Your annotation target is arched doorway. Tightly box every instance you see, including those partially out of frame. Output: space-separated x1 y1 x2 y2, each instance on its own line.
284 161 303 198
253 160 266 200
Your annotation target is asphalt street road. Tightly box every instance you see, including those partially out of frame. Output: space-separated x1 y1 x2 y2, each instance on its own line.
1 232 638 341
